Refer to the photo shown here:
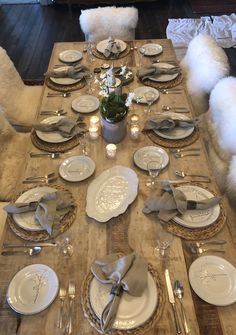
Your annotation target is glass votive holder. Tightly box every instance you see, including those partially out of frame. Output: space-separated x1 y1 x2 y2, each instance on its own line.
130 124 140 140
106 143 117 159
89 126 99 140
90 115 100 127
130 114 139 125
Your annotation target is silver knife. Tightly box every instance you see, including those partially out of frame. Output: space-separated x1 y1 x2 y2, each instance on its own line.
165 269 182 334
3 242 57 248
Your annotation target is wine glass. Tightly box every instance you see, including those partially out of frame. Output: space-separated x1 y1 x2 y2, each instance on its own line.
85 72 95 93
146 160 162 189
87 42 95 63
154 225 173 259
144 90 156 113
138 47 146 66
79 133 89 156
59 237 73 257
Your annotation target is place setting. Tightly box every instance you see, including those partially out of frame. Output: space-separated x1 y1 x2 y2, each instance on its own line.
91 36 131 60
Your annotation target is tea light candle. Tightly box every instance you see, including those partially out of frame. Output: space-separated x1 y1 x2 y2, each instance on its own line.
90 115 100 127
89 126 99 140
106 143 117 158
130 125 140 140
130 114 139 125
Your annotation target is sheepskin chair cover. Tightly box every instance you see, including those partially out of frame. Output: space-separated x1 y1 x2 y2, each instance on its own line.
79 6 138 41
0 109 30 201
180 34 230 116
0 46 42 125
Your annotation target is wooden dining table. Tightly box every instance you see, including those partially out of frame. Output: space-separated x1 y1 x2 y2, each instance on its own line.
1 39 236 335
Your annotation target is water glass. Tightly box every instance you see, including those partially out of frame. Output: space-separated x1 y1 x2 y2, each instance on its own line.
85 72 95 93
138 47 146 66
87 42 95 63
144 90 156 113
59 237 73 257
147 160 162 188
154 226 173 259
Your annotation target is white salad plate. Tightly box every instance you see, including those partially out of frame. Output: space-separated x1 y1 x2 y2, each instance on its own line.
149 62 179 82
154 112 194 140
133 86 160 104
172 185 220 229
96 39 127 53
141 43 163 56
86 165 138 222
50 66 81 85
7 264 59 315
13 186 57 231
36 116 72 143
89 271 158 330
189 256 236 306
58 50 82 63
133 146 169 171
71 95 100 114
59 156 95 182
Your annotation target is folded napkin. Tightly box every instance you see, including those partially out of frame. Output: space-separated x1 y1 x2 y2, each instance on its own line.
143 184 221 222
103 36 121 58
4 191 74 235
91 253 148 332
44 65 90 80
33 118 80 138
143 116 198 132
137 65 180 81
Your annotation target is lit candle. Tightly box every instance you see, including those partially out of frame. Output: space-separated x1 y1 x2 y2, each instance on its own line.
106 143 117 158
130 125 140 140
90 115 100 127
130 114 139 125
89 126 99 140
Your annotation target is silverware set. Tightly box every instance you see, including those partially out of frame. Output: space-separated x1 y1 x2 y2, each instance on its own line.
161 89 183 95
58 281 76 334
175 169 211 182
22 172 57 184
47 92 71 98
170 147 201 159
30 152 61 159
40 109 67 116
189 240 226 255
162 105 190 113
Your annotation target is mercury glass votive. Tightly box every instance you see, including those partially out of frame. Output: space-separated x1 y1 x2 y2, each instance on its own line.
90 115 100 127
106 143 117 159
89 126 99 140
130 114 139 125
130 125 140 140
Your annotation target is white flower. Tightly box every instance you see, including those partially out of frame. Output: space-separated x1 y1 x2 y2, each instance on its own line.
125 92 135 107
119 65 127 76
100 72 107 80
99 90 109 98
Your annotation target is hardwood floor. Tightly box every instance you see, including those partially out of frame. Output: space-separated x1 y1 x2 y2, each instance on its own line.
0 0 235 79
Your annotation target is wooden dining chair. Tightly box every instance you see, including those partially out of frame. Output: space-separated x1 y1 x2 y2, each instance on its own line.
180 34 230 116
79 6 138 42
0 46 42 127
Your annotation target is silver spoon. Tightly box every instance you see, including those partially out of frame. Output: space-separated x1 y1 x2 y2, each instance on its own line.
175 170 211 181
30 152 60 159
174 281 190 334
25 172 55 180
40 109 67 116
161 89 182 94
1 246 42 256
162 105 189 113
47 92 71 98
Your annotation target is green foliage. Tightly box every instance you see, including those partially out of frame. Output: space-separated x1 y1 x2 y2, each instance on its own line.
100 92 129 123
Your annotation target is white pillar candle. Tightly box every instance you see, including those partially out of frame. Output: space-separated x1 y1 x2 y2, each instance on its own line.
89 126 99 140
90 115 100 127
106 143 117 158
130 125 140 140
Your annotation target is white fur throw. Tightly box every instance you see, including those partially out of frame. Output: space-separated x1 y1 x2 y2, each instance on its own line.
180 34 230 116
0 111 30 201
226 156 236 204
0 46 42 125
79 6 138 41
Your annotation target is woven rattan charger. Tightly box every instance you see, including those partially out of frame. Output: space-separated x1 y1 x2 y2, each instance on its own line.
7 184 77 242
81 262 165 335
45 77 86 92
137 72 184 90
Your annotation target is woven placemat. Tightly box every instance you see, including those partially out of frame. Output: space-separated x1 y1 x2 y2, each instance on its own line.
31 130 83 153
146 128 199 148
165 183 226 240
92 45 131 60
137 72 184 89
45 77 86 92
81 263 165 335
7 185 77 242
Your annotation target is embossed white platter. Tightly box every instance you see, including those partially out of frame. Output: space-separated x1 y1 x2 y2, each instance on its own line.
59 50 83 63
71 95 100 114
141 43 163 56
173 185 220 228
96 39 127 53
133 146 169 171
86 165 138 222
133 86 160 104
36 116 72 143
13 186 57 231
149 62 179 82
89 271 158 329
59 156 95 182
189 256 236 306
7 264 59 315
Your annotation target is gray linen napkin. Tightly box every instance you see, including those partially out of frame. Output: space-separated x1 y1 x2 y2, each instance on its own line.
4 191 74 235
103 36 121 58
137 65 180 81
143 184 221 222
44 65 90 80
143 116 198 132
91 253 148 332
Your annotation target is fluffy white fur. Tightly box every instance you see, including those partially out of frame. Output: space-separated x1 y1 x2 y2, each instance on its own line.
180 34 230 116
226 156 236 204
0 111 30 201
0 46 42 125
79 6 138 41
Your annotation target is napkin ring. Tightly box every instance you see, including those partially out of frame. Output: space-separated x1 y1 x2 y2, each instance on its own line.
110 284 123 296
187 200 197 210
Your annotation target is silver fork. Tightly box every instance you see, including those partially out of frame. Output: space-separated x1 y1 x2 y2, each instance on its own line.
22 177 57 184
174 153 200 158
58 287 66 329
170 148 200 153
30 152 61 159
40 109 67 116
67 281 75 334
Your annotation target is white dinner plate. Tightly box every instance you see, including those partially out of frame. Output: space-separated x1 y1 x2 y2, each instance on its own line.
189 256 236 306
96 39 127 53
89 271 158 330
148 62 179 82
133 86 160 104
86 165 138 222
172 185 221 229
13 186 57 231
141 43 163 56
71 95 100 114
59 156 95 182
153 113 194 140
58 50 83 63
50 66 82 85
7 264 59 315
36 116 72 143
133 146 169 171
